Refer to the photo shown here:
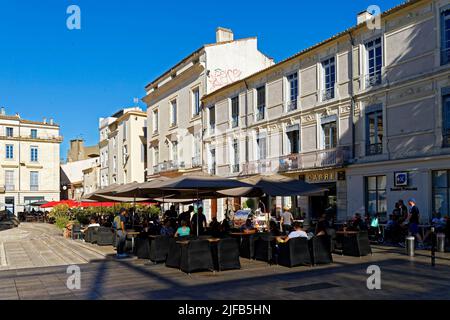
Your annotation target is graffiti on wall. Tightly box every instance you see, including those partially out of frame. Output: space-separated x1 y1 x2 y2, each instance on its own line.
208 68 242 90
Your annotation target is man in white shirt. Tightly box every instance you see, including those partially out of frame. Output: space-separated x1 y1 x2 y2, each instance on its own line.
288 222 309 240
276 222 309 243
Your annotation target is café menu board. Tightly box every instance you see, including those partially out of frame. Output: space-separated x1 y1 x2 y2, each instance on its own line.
233 210 251 228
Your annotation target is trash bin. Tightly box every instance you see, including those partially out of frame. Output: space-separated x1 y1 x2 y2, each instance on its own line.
437 233 446 253
406 236 415 257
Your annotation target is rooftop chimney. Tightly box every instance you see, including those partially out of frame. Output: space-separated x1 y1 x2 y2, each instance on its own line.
216 27 234 43
49 118 54 125
0 107 5 115
357 10 373 25
43 117 47 124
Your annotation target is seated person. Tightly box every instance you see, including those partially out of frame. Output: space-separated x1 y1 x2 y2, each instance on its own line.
82 218 100 232
315 214 330 236
160 220 175 237
240 219 256 233
349 213 368 231
175 220 191 238
277 222 309 243
269 220 281 236
220 217 232 234
209 217 221 236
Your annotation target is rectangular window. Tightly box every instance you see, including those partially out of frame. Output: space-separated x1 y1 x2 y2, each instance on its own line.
123 145 128 164
153 146 159 165
30 171 39 191
287 73 298 111
6 127 13 137
30 146 39 162
257 135 267 160
210 148 216 175
365 176 387 220
31 129 38 139
209 106 216 134
153 109 159 133
170 99 177 126
192 88 201 116
123 121 127 141
441 8 450 65
322 57 336 101
433 170 450 216
6 144 13 159
256 86 266 121
443 94 450 147
286 124 300 154
366 38 383 86
366 109 383 155
232 139 239 173
231 96 239 128
172 141 178 162
5 170 14 191
322 121 337 149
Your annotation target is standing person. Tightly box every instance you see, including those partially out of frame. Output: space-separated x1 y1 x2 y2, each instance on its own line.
407 198 423 248
114 208 128 258
392 202 401 218
398 200 408 221
191 207 207 236
280 206 294 235
315 214 330 236
178 206 194 226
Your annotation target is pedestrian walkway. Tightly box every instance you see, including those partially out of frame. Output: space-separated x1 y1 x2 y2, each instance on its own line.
0 223 114 271
0 223 449 300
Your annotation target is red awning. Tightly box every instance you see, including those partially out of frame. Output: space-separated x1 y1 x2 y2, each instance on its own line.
41 200 80 208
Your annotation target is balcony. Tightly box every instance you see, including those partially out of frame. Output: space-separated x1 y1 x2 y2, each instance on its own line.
0 134 63 142
321 87 335 101
366 143 383 156
231 116 239 128
274 147 352 173
256 105 265 121
192 155 202 168
242 159 275 176
365 70 386 88
287 100 298 112
153 160 185 174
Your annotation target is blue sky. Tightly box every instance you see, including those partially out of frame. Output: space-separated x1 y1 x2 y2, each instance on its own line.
0 0 402 159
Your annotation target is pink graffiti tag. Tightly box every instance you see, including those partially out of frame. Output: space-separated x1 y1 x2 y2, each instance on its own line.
208 68 242 90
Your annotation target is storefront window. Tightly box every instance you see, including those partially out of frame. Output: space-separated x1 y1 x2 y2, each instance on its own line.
433 170 449 216
365 176 387 220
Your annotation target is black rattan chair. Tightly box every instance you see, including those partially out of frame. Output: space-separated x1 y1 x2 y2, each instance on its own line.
254 235 275 264
309 235 333 265
180 240 214 274
97 227 114 246
150 236 170 263
277 237 311 268
213 238 241 271
135 236 151 259
84 227 99 244
239 234 258 259
165 238 182 268
342 231 373 257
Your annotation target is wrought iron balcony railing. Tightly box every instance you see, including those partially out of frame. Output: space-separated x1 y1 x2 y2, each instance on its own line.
321 87 335 101
287 100 298 112
366 143 383 156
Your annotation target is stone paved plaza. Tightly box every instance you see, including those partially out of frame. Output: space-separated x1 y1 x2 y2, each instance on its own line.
0 223 449 300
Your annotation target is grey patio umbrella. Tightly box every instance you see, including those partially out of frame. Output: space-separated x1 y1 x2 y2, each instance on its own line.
28 200 49 207
155 175 253 236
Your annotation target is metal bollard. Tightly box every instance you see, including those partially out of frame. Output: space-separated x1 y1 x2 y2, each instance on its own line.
406 236 415 257
437 233 446 253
